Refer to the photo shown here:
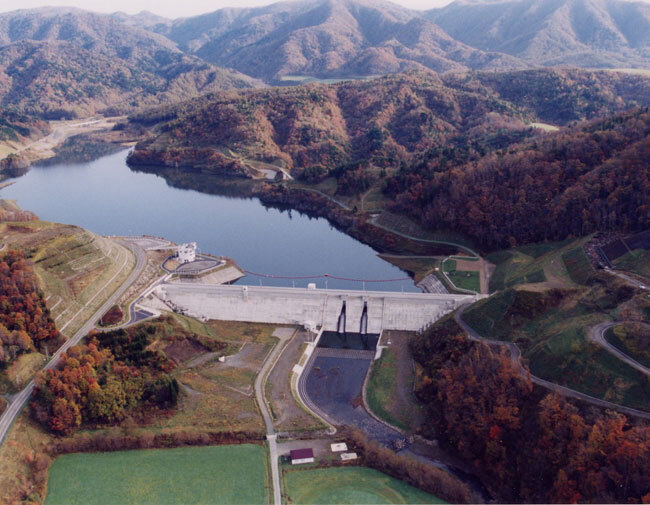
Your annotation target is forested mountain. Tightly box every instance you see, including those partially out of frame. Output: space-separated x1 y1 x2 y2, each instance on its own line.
0 0 647 119
427 0 650 69
152 0 525 82
127 68 649 179
0 8 260 118
443 68 650 124
127 68 650 249
387 108 650 249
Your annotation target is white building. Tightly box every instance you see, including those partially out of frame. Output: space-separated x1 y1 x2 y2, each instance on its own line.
177 242 197 263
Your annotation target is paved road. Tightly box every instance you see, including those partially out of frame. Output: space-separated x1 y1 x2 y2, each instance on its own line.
0 239 147 446
605 268 649 290
454 304 650 420
588 321 650 376
369 217 480 258
253 331 293 505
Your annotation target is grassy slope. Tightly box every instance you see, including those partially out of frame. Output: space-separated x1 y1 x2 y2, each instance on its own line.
283 466 446 505
130 315 274 435
463 282 650 411
0 412 53 504
487 237 590 292
613 249 650 278
0 217 134 395
0 219 135 338
45 444 268 505
366 349 419 432
465 236 650 410
606 325 650 369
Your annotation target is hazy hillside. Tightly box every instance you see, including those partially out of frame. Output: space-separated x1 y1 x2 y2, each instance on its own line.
442 68 650 124
0 8 261 118
428 0 650 69
155 0 525 82
0 110 49 149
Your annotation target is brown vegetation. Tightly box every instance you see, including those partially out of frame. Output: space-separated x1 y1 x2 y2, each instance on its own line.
0 250 62 368
31 325 178 436
410 316 650 503
344 428 474 504
388 108 650 249
98 305 123 326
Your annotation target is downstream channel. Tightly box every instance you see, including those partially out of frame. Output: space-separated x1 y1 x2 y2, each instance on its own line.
1 149 417 291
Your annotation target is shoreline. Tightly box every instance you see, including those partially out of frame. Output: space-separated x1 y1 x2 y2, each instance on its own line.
0 116 131 181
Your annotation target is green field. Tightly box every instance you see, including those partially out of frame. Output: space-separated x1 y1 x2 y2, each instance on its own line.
283 467 445 504
442 258 480 292
446 270 480 292
45 444 269 505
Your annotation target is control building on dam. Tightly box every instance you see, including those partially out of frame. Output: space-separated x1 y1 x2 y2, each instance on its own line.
147 284 479 332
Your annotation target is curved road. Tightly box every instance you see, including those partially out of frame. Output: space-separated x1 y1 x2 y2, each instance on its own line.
454 304 650 420
288 184 480 258
588 322 650 376
0 239 147 446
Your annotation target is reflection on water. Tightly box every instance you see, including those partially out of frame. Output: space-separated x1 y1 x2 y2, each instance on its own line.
1 149 417 291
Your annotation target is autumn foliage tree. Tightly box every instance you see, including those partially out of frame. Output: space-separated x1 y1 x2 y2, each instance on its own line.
0 250 61 368
31 326 178 435
412 320 650 503
387 109 650 249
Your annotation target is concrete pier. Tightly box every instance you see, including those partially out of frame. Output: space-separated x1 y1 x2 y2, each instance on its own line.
145 284 478 332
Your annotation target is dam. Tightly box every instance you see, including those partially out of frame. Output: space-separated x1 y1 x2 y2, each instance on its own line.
144 283 478 332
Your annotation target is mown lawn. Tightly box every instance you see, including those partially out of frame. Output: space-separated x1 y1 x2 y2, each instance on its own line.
283 466 446 504
45 444 269 505
446 270 480 292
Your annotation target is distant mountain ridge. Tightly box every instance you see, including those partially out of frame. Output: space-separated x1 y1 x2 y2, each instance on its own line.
0 8 260 118
0 0 647 118
427 0 650 69
149 0 526 81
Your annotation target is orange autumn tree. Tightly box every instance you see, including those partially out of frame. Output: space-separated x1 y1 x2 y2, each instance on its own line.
412 320 650 503
0 250 62 367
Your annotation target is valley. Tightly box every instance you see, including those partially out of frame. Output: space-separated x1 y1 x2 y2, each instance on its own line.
0 0 648 504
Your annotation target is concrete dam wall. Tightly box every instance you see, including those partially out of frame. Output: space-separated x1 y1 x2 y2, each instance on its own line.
148 284 478 332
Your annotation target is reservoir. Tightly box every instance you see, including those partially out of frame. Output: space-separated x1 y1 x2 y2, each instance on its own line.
1 149 417 291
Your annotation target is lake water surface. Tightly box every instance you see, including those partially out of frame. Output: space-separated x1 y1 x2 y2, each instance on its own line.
1 149 416 291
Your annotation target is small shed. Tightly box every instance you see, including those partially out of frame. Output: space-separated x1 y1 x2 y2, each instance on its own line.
290 448 314 465
330 443 348 452
340 452 358 461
